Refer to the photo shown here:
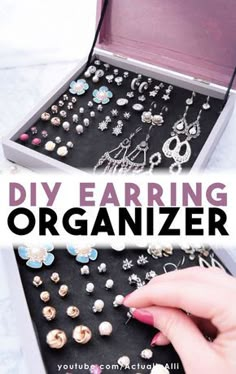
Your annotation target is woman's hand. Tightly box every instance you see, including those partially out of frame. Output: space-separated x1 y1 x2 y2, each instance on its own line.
123 267 236 374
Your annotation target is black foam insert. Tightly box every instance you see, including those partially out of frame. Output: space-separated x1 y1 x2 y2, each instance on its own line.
16 58 223 172
15 247 227 374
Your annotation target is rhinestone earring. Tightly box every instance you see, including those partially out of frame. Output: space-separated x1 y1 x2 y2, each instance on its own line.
186 91 196 105
202 96 211 110
162 85 173 101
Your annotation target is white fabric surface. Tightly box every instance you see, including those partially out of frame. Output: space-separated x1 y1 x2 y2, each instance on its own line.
0 1 235 372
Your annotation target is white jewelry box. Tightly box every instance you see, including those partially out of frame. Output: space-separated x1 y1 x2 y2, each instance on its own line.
2 0 236 173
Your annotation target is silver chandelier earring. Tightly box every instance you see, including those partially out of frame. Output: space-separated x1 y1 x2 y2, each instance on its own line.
94 127 142 174
162 107 202 174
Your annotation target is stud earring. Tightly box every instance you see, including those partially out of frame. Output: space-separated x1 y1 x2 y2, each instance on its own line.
84 65 96 78
113 295 124 307
51 105 58 114
42 306 56 321
45 141 56 152
18 244 55 268
62 121 70 131
57 146 68 157
137 255 149 266
105 279 114 290
76 125 84 135
81 265 90 275
72 114 79 123
67 306 80 318
145 270 157 281
151 105 168 126
202 96 211 110
111 109 119 117
124 112 131 120
59 109 67 118
72 325 92 344
115 76 123 86
51 272 60 283
33 276 43 287
140 349 153 360
92 299 104 313
106 74 114 83
69 79 89 96
139 81 149 93
40 291 50 303
186 91 196 105
118 356 131 369
98 263 107 273
93 86 113 104
99 321 113 336
86 282 95 294
41 112 51 121
131 75 142 90
58 285 68 297
92 69 105 83
46 329 67 349
162 85 173 101
123 259 134 270
112 120 124 136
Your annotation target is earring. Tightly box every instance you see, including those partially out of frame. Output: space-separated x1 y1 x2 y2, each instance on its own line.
115 76 123 86
139 81 149 94
105 279 114 290
40 291 50 303
42 306 56 321
67 306 80 318
33 276 43 287
151 106 168 126
69 79 89 96
84 65 96 78
147 152 162 173
112 120 124 136
106 74 114 83
202 96 211 110
72 325 92 344
98 321 113 336
51 272 60 283
186 91 196 105
172 106 189 134
18 244 54 268
46 329 67 349
162 85 173 101
149 82 164 97
131 74 142 90
58 285 68 298
66 245 98 263
137 255 149 266
94 127 142 173
92 69 105 83
98 116 112 131
113 295 124 307
92 299 104 313
140 349 153 360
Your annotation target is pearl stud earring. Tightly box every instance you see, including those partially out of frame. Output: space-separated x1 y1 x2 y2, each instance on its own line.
105 279 114 290
33 276 42 287
113 295 124 307
98 321 113 336
86 282 94 294
92 299 104 313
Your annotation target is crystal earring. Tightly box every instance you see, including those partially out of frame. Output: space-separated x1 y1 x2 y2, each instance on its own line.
147 152 162 173
186 91 196 105
122 133 150 174
172 106 189 134
98 116 112 131
94 127 142 173
202 96 211 110
162 85 173 101
149 82 164 97
112 120 124 136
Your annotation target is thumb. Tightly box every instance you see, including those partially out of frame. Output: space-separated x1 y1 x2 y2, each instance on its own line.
133 306 210 372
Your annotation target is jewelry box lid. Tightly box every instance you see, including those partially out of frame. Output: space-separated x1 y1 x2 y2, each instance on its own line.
96 0 236 88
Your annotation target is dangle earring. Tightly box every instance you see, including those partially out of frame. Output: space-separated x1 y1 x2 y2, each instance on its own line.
149 82 164 97
162 85 173 101
146 152 162 174
112 120 124 136
202 96 211 110
121 132 151 174
162 107 202 174
186 91 196 105
93 127 142 174
151 106 168 126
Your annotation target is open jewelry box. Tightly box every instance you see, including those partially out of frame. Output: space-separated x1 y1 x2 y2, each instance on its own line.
3 245 236 374
2 0 236 173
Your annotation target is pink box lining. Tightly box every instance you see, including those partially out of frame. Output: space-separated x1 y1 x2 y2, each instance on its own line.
96 0 236 88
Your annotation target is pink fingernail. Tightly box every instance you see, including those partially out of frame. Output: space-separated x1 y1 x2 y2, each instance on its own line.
151 332 161 346
132 309 154 326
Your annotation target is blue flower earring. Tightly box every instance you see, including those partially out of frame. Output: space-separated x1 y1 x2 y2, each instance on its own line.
66 245 98 264
69 79 89 96
18 244 55 269
93 86 113 104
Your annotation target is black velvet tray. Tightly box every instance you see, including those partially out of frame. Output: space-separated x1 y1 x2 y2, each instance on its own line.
16 58 223 172
15 247 228 374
